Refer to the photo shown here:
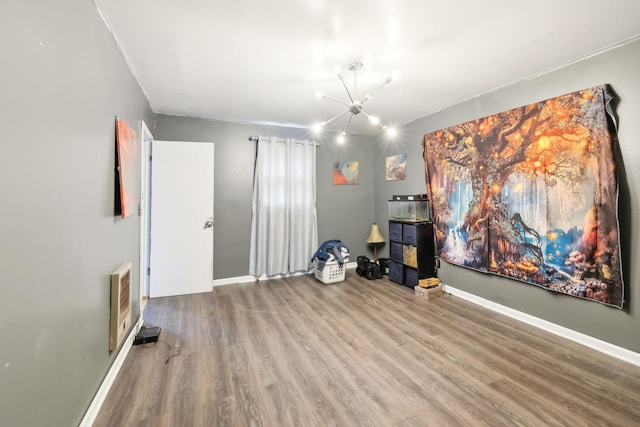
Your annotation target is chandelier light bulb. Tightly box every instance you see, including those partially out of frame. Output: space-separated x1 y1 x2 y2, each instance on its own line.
368 115 380 125
337 132 346 144
386 127 398 137
312 123 323 133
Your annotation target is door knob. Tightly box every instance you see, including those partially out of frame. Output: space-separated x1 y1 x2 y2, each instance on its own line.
204 219 214 229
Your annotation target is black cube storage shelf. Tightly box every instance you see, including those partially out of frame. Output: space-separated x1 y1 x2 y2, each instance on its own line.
388 220 436 287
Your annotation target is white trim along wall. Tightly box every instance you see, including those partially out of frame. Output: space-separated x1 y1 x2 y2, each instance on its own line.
444 285 640 367
79 316 143 427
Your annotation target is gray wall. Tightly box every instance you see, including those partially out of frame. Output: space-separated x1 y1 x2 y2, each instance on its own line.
153 116 375 278
373 39 640 353
0 1 153 426
316 133 375 260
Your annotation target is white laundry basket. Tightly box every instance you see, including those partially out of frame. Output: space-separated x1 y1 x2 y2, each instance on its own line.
312 259 346 284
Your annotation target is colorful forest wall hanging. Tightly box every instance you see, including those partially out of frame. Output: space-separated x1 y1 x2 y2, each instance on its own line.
423 85 623 307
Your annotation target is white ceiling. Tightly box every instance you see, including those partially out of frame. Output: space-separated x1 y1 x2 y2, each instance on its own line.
95 0 640 135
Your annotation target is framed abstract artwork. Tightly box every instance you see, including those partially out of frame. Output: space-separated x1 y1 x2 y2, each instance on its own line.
115 117 137 218
333 161 359 185
386 153 407 181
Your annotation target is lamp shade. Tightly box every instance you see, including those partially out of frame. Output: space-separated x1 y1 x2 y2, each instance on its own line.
366 223 385 244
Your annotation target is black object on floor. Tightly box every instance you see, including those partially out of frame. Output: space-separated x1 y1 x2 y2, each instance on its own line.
356 256 383 280
377 258 390 275
133 326 161 345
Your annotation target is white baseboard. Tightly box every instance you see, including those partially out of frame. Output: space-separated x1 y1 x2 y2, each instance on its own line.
444 285 640 367
211 262 357 288
79 315 144 427
255 271 309 281
212 275 256 287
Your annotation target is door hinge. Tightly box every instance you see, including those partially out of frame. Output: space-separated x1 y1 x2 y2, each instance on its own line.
146 267 150 275
138 201 142 217
149 155 152 161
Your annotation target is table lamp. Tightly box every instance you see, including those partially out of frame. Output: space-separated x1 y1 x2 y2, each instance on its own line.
366 223 385 262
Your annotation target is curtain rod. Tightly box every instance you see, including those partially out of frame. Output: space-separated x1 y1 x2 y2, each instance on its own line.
249 136 319 146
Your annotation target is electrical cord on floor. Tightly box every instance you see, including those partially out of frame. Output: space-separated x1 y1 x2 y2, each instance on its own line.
135 325 181 364
147 339 181 364
141 340 180 365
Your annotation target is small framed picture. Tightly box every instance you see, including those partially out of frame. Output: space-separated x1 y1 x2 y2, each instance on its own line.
333 161 359 185
386 153 406 180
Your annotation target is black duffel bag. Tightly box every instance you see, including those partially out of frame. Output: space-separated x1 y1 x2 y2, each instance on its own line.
356 256 383 280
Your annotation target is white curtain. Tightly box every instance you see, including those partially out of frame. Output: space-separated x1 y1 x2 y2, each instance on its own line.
249 137 318 276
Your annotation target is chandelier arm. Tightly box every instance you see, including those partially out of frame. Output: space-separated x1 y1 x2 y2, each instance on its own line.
322 95 350 106
354 68 357 94
342 114 354 134
358 108 372 119
323 108 352 126
360 80 391 105
375 80 392 92
338 75 354 103
358 109 387 128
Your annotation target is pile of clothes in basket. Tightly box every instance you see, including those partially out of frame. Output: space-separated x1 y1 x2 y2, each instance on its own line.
311 239 350 271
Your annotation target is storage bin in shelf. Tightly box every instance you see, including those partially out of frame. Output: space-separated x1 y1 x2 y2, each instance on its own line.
312 259 346 284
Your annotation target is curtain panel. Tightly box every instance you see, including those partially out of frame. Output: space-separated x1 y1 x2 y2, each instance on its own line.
249 137 318 276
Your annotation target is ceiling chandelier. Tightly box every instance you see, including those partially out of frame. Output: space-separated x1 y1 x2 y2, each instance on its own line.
313 61 398 143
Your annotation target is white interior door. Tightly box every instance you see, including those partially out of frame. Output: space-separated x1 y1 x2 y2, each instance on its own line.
149 140 214 298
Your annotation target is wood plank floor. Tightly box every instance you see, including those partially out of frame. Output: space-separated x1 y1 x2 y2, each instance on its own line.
94 273 640 426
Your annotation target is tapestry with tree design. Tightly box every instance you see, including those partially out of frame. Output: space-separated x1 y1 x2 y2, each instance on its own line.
423 85 623 307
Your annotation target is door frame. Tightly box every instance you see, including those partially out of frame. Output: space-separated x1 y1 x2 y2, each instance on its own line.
138 121 153 304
